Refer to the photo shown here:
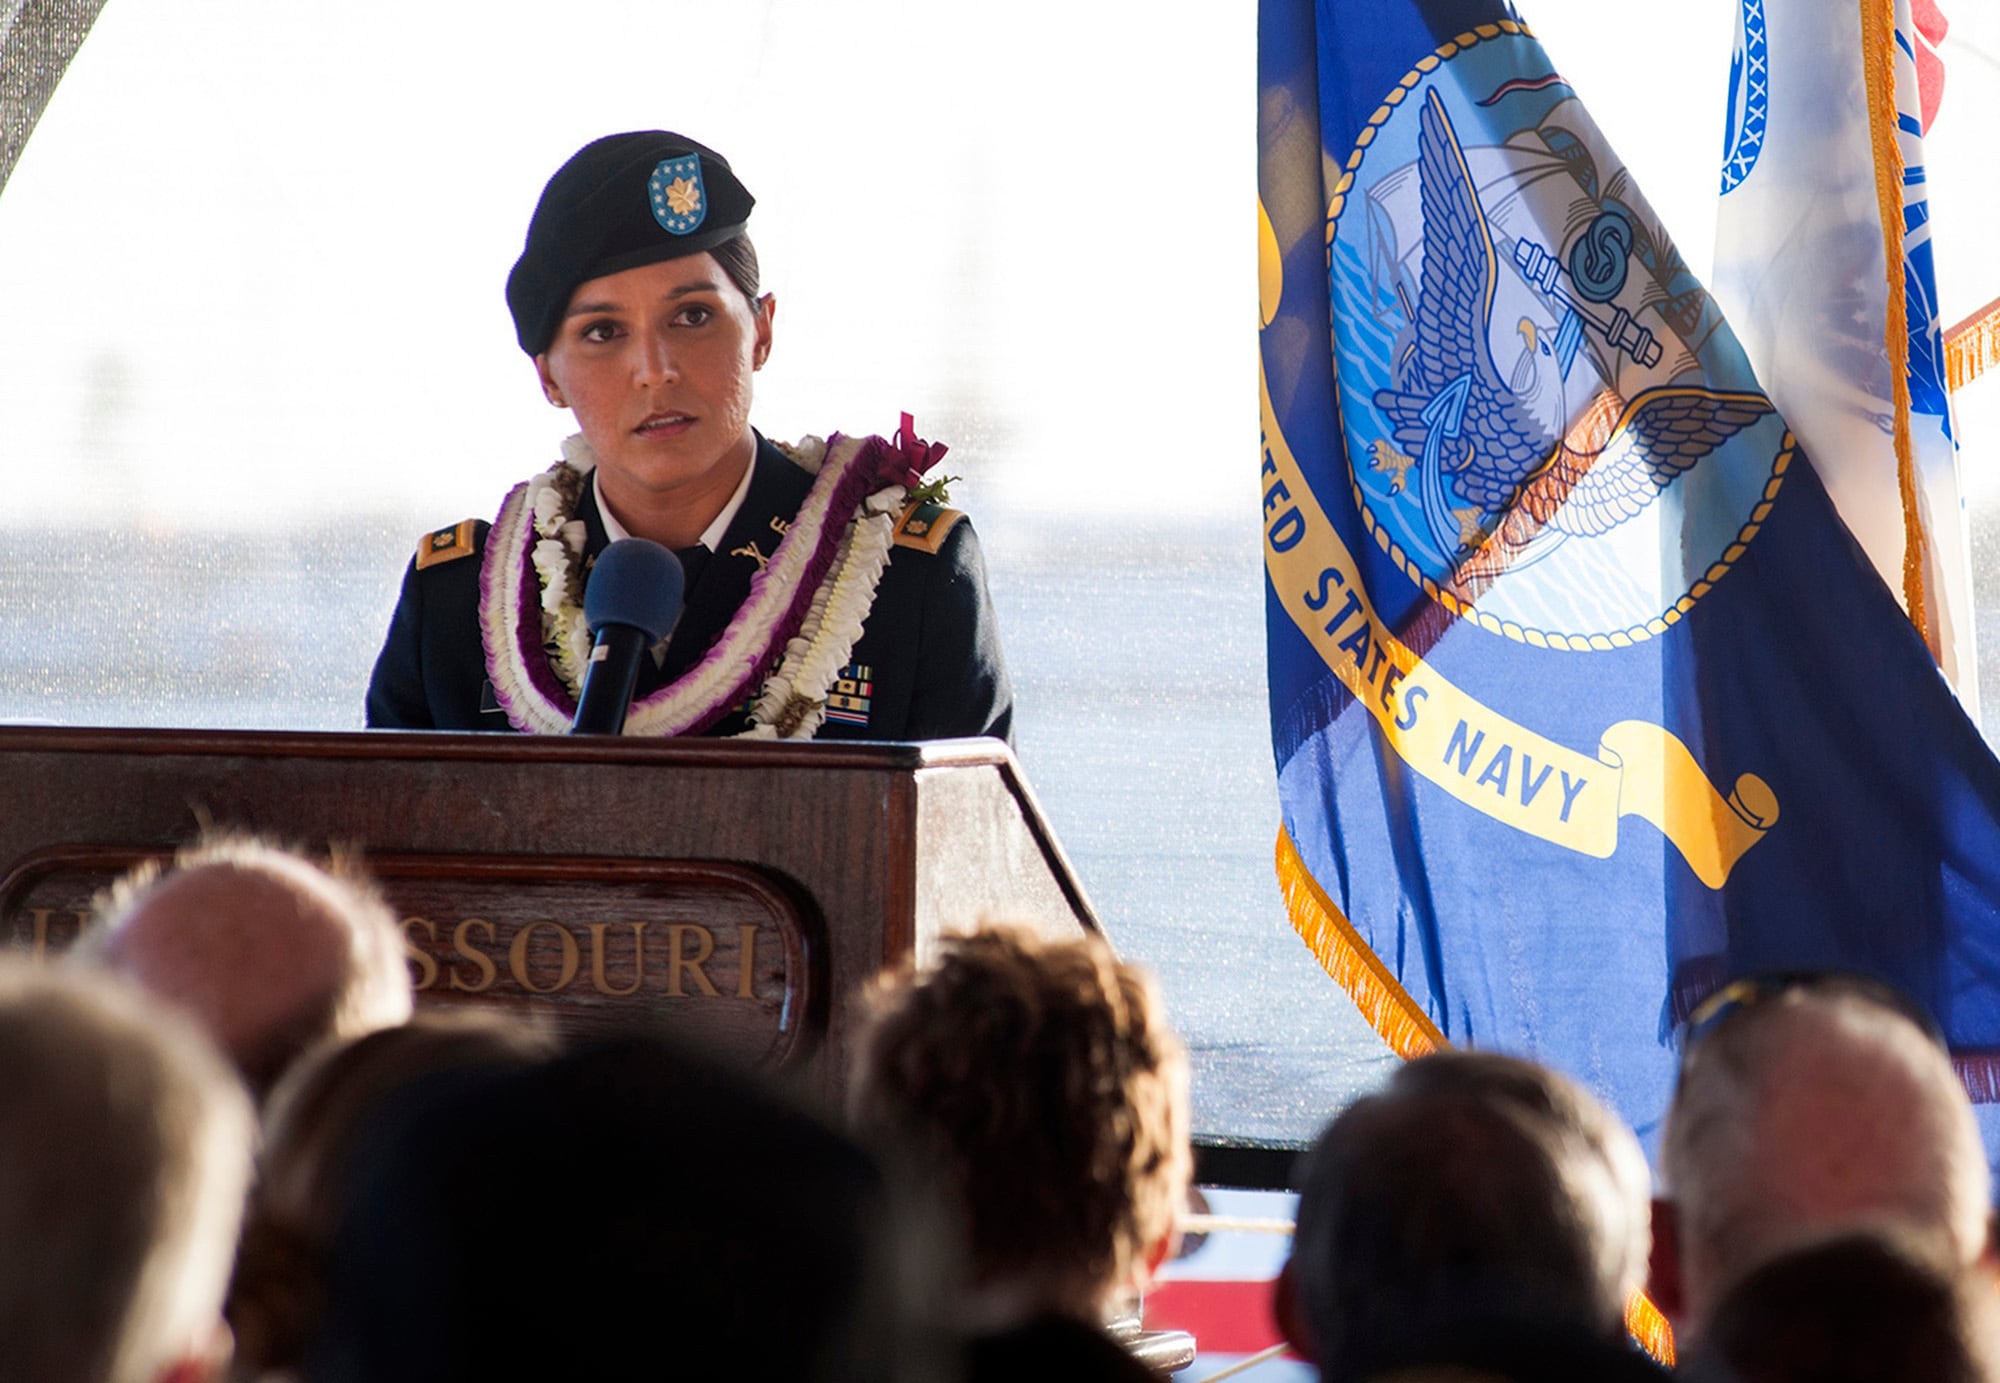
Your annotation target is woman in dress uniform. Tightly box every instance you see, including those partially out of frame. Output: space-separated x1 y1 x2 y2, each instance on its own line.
366 131 1012 743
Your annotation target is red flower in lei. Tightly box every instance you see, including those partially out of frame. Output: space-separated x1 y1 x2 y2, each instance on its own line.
873 411 949 491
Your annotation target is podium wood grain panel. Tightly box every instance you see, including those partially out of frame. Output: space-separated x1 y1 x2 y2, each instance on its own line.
0 728 1097 1088
385 855 822 1064
0 848 825 1064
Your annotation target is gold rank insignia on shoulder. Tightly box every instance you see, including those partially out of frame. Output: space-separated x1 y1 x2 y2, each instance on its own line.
415 520 479 570
892 499 965 554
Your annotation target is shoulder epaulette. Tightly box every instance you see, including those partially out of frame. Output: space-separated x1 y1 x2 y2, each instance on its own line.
415 520 480 570
892 499 965 555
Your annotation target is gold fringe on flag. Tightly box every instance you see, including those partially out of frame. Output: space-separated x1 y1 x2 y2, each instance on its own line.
1858 0 1937 660
1275 825 1444 1060
1946 297 2000 392
1276 823 1680 1362
1627 1293 1676 1367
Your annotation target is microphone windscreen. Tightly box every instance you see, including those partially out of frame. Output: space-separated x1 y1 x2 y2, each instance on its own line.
582 539 686 641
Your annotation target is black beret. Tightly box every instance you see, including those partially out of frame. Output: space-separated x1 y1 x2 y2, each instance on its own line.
505 131 755 356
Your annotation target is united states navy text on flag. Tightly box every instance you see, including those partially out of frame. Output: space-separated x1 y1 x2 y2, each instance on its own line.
1259 0 2000 1171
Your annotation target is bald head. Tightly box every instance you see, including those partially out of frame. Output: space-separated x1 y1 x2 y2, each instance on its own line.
88 840 412 1098
1659 987 1990 1340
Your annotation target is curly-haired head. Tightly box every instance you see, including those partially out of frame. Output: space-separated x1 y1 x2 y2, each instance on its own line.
848 923 1190 1310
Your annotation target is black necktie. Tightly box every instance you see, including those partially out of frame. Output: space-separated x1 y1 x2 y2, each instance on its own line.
674 544 711 589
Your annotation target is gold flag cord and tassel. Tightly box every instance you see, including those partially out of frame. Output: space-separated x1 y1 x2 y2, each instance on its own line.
1859 0 1937 659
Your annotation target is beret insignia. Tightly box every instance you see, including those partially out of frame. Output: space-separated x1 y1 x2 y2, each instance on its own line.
649 155 708 235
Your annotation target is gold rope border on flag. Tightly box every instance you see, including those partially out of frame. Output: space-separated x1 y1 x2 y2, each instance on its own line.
1858 0 1937 659
1318 20 1793 652
1347 446 1793 653
1274 823 1676 1362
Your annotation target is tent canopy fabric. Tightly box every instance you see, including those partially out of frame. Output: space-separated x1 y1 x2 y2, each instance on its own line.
0 0 108 198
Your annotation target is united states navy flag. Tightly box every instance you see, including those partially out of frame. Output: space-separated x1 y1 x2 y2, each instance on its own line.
1260 0 2000 1191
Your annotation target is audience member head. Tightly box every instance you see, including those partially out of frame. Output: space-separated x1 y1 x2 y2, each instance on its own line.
85 836 413 1098
1678 1229 2000 1383
310 1030 922 1383
847 923 1192 1323
0 962 254 1383
1280 1049 1652 1381
228 1011 557 1379
1655 976 1990 1342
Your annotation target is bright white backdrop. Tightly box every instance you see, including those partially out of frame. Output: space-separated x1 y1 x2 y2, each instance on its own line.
4 1 2000 1152
2 2 1994 521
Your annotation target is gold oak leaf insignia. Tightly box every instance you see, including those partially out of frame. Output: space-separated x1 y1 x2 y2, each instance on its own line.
665 177 702 215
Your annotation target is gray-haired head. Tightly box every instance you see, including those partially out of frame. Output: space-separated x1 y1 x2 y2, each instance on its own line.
1287 1050 1651 1379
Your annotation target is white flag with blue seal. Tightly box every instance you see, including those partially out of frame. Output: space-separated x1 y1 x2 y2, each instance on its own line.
1710 0 1974 705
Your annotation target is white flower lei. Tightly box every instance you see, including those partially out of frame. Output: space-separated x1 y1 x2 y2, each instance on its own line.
741 484 901 739
478 432 908 738
528 438 593 695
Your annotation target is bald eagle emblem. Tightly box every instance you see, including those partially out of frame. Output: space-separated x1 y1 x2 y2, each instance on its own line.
1328 48 1788 641
1374 89 1770 585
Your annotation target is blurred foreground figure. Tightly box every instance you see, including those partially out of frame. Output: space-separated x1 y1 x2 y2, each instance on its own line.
1678 1229 2000 1383
1278 1050 1663 1383
309 1032 931 1383
0 963 254 1383
86 837 413 1098
849 924 1191 1382
1654 977 1991 1345
228 1013 556 1381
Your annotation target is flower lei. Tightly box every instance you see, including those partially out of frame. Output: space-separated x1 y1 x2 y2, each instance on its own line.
477 416 949 739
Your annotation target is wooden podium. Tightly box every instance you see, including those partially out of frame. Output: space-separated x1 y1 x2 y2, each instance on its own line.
0 727 1098 1090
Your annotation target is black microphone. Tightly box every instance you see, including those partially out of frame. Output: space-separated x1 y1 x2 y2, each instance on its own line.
570 539 686 735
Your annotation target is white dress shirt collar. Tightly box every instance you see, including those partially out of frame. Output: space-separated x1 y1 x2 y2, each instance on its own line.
592 445 757 551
